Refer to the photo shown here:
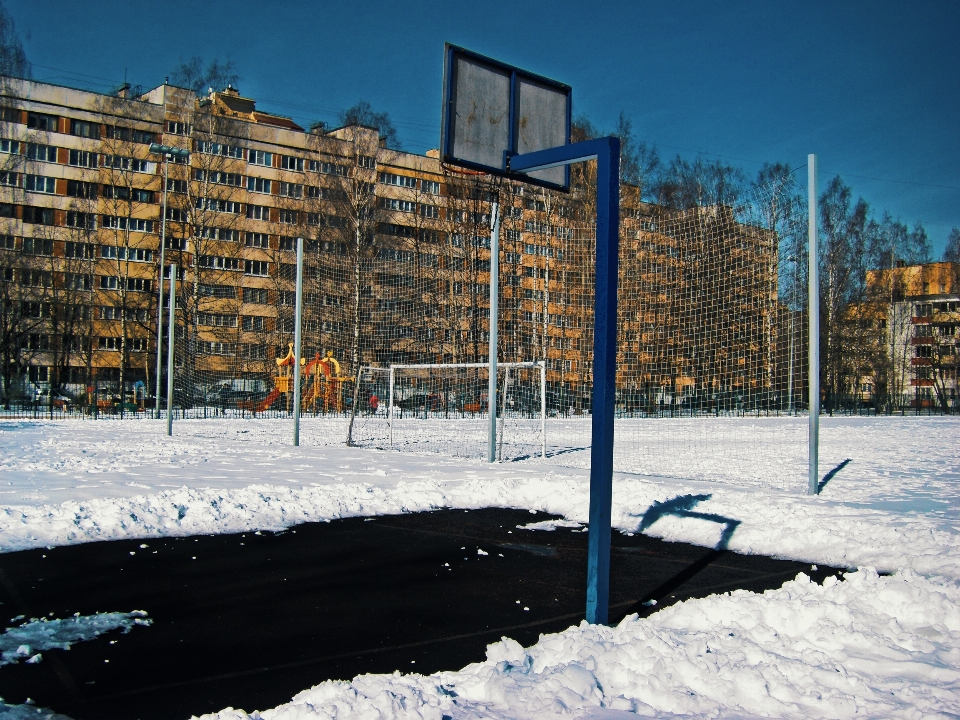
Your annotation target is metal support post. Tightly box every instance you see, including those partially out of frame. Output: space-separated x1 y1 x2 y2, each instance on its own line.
808 154 820 495
540 360 546 458
388 366 395 446
487 202 501 463
166 264 177 437
293 237 304 446
155 154 169 420
511 136 620 625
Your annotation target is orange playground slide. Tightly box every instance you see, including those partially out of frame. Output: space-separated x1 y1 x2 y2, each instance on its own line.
255 387 282 412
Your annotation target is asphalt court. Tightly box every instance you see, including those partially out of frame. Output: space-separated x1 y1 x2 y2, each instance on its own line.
0 508 845 720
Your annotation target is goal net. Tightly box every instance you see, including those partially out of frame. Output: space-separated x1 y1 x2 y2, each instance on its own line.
348 361 546 461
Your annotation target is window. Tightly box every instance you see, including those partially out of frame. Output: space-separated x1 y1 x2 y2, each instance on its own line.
106 125 156 144
67 180 98 199
244 259 269 276
196 140 243 158
0 234 13 249
279 209 298 224
420 204 440 219
358 155 376 169
98 337 122 351
166 178 188 194
197 341 237 356
279 236 300 251
165 207 187 222
65 273 91 291
71 119 100 139
66 211 96 229
279 155 303 171
422 180 441 195
247 204 270 221
199 255 241 271
380 198 415 213
311 160 347 176
166 120 188 135
22 302 54 322
0 139 18 154
196 169 243 186
279 290 297 305
25 143 57 162
197 313 238 328
279 181 303 198
65 241 95 259
242 315 265 331
101 245 154 262
504 252 520 264
195 226 239 242
307 185 343 200
23 206 55 225
104 185 155 203
195 198 241 214
68 149 98 168
378 172 416 188
0 172 17 187
103 155 149 173
248 149 272 167
245 232 270 248
247 176 272 193
243 287 269 304
22 238 53 256
102 216 154 233
199 284 236 299
27 113 58 132
21 269 52 287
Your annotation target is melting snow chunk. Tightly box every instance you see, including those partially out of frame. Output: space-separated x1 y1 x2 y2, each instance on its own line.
477 549 488 556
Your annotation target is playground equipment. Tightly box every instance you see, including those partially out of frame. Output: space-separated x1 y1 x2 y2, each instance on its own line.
251 346 352 414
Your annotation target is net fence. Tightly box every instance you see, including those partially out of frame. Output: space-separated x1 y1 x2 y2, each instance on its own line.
3 155 823 490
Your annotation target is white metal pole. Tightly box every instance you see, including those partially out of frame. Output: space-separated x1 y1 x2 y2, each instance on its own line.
540 360 546 458
487 201 501 463
388 365 395 446
166 264 176 437
808 154 820 495
292 237 304 446
155 155 169 419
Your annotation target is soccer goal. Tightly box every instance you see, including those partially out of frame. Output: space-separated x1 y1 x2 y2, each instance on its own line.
348 361 546 461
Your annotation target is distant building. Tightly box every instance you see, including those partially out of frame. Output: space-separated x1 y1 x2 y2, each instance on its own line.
0 74 782 413
865 261 959 410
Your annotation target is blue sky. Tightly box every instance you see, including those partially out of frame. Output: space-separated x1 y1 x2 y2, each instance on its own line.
9 0 959 255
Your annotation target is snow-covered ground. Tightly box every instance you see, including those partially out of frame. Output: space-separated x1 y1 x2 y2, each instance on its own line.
0 415 958 719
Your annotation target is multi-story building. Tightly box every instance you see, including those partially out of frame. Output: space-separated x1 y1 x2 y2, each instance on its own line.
865 261 959 411
0 74 783 413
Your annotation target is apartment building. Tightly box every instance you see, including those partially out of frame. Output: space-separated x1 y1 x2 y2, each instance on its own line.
0 75 782 412
865 261 959 410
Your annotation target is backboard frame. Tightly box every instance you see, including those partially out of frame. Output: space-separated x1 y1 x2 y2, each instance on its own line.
441 43 572 192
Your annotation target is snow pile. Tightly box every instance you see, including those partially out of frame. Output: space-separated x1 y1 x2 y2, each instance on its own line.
0 611 151 666
196 569 960 720
3 476 960 581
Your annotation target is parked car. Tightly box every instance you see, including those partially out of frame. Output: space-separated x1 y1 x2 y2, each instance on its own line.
35 390 74 410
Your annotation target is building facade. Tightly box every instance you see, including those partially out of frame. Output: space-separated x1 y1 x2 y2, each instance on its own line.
0 76 784 413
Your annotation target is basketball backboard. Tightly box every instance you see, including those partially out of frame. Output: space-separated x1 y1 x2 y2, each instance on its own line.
440 44 572 191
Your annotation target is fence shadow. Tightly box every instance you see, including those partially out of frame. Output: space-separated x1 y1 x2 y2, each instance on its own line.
635 494 741 550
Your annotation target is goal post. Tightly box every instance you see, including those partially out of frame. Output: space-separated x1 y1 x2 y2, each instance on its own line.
349 361 546 460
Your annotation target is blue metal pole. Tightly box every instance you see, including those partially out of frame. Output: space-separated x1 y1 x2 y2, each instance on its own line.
510 137 621 624
586 138 620 624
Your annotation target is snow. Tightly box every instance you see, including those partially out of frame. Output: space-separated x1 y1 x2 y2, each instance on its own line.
190 568 960 720
0 415 958 718
0 611 151 667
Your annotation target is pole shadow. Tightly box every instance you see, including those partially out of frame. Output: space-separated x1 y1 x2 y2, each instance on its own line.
818 459 851 493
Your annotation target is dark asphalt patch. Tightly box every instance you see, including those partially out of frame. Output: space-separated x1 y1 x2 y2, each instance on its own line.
0 508 844 720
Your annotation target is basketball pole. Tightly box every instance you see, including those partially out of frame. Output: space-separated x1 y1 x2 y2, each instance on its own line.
488 202 501 463
510 136 621 625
